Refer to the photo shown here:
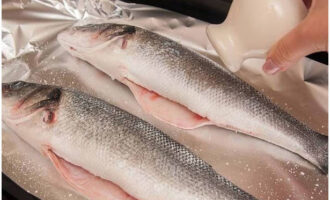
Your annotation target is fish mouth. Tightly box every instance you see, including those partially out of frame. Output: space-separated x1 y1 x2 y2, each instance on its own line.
2 81 32 97
43 146 137 200
3 83 43 120
57 23 136 53
57 31 89 53
3 82 62 122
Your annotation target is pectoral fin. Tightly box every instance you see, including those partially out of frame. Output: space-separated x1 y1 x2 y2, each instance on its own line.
44 149 137 200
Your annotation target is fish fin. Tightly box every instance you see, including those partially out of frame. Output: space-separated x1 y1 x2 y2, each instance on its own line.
44 149 137 200
123 79 213 129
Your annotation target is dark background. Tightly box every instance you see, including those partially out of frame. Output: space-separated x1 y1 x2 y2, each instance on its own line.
2 0 328 199
125 0 327 64
2 175 39 200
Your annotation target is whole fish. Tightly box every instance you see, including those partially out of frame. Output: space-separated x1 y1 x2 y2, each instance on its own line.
57 23 328 173
3 81 257 200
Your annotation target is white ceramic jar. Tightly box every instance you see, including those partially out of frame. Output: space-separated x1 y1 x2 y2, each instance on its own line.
207 0 307 72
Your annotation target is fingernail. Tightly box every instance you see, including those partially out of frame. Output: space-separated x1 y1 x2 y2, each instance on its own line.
263 59 280 75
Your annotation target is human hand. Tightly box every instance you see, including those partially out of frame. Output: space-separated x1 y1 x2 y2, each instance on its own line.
263 0 328 75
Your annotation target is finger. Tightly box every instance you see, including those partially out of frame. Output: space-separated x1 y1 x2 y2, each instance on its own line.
263 14 328 74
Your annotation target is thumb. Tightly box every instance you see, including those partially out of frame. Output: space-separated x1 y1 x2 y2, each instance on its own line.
263 18 326 75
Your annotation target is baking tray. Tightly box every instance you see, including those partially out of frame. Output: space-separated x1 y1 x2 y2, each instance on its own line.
2 0 328 199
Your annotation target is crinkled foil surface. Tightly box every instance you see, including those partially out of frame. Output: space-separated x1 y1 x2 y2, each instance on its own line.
2 0 328 199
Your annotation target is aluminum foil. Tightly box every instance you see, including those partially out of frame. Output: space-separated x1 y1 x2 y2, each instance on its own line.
2 0 328 199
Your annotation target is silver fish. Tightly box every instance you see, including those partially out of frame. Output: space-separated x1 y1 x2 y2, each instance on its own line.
57 23 328 173
2 81 257 200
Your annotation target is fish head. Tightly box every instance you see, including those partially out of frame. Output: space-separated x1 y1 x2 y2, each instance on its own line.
57 23 137 56
3 81 62 151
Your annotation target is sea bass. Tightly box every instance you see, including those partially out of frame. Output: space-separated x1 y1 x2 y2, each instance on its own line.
2 81 257 200
57 23 328 173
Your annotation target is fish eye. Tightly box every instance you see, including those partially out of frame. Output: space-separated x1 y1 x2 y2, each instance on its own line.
42 109 55 124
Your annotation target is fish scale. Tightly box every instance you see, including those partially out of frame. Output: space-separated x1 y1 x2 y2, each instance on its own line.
56 87 256 200
3 81 257 200
58 23 327 172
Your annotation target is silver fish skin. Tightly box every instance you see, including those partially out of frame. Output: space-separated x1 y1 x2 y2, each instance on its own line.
57 23 328 173
2 81 257 200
